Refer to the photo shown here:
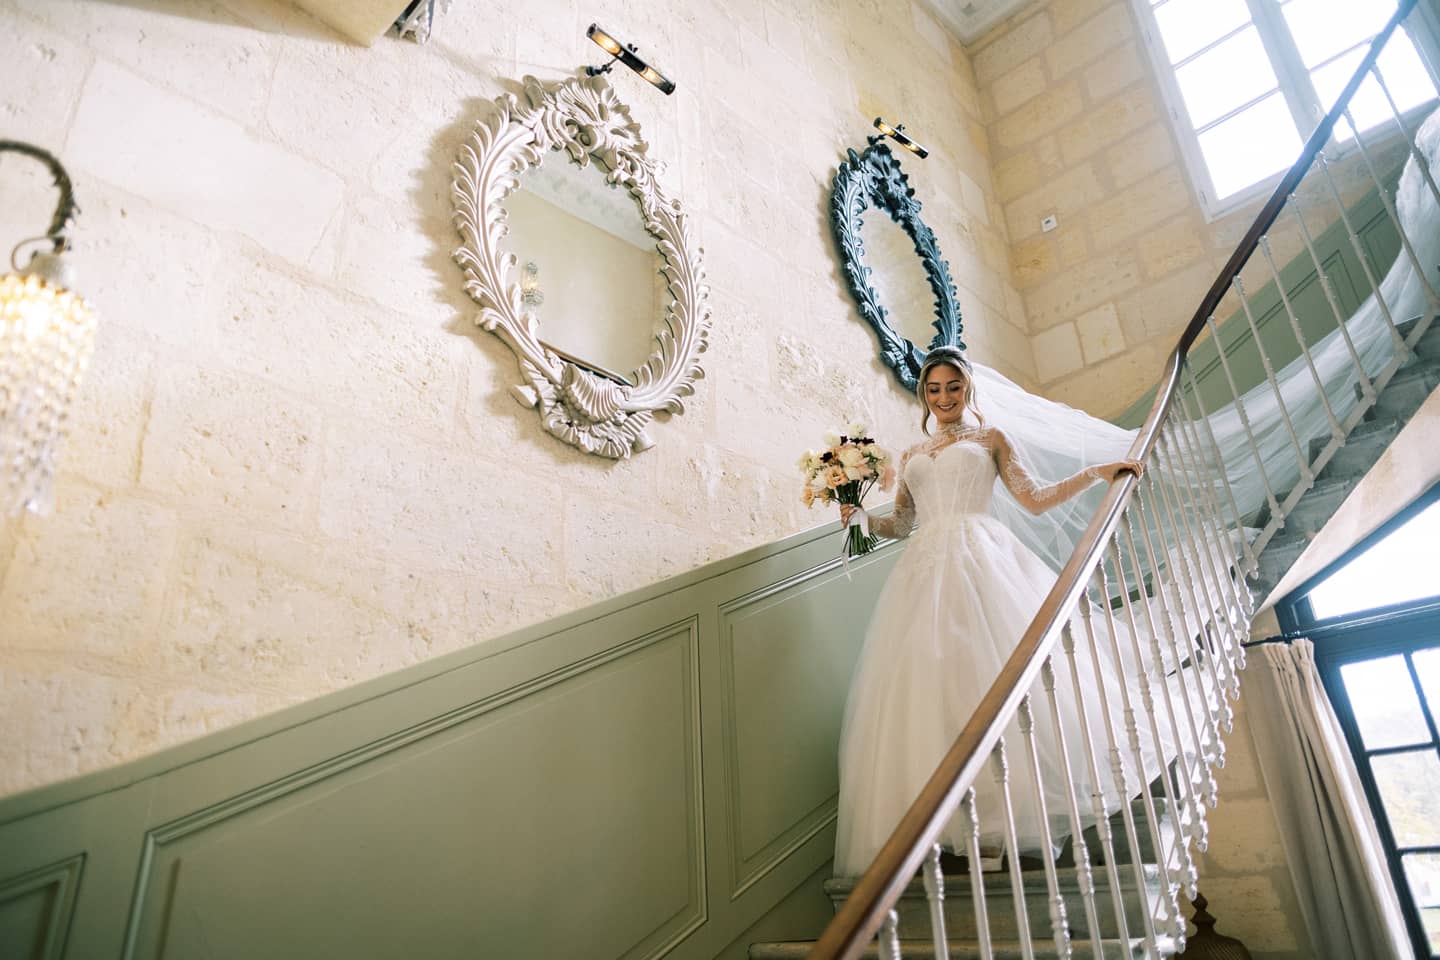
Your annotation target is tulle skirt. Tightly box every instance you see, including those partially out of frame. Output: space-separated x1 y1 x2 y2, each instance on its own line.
833 512 1176 877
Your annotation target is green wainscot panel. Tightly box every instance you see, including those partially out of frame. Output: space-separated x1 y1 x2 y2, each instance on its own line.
0 520 901 960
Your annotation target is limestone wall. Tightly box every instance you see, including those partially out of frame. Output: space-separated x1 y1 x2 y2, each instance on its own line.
0 0 1033 795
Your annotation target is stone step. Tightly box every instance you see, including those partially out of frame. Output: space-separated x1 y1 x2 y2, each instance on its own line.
1283 474 1362 539
1257 532 1308 587
1376 365 1440 420
825 864 1163 943
1314 415 1400 484
749 935 1173 959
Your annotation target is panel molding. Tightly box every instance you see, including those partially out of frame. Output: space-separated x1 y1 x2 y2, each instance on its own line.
0 853 85 960
122 618 705 960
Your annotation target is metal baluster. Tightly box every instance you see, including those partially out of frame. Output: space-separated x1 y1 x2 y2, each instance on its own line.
1149 441 1236 734
1041 656 1105 960
923 845 952 960
1096 550 1183 942
1173 392 1257 659
1119 510 1202 902
1181 362 1259 582
1258 234 1345 442
1180 362 1261 592
1060 621 1134 950
879 908 902 960
1339 104 1440 317
1204 315 1283 522
1233 274 1315 493
1077 588 1161 958
1131 485 1220 823
1164 412 1246 637
1158 431 1245 690
1372 62 1440 210
960 789 995 960
992 739 1037 960
1018 692 1072 960
1316 151 1411 360
1287 197 1377 405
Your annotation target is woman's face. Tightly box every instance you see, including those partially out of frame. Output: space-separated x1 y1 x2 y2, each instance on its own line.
924 363 968 426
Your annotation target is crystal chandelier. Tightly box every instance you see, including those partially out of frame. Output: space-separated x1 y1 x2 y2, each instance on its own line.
0 140 98 516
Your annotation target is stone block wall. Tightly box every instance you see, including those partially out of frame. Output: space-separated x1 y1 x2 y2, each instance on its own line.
971 0 1400 420
0 0 1032 796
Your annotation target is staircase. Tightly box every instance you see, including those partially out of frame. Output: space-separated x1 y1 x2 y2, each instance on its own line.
1254 316 1440 595
795 5 1440 958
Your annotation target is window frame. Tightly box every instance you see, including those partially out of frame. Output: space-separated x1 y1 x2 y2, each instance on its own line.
1276 481 1440 959
1131 0 1440 221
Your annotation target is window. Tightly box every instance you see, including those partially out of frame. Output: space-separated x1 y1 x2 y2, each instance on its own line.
1134 0 1440 217
1280 485 1440 959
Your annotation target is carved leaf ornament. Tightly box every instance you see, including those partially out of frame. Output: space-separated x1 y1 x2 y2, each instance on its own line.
452 74 711 458
830 140 965 392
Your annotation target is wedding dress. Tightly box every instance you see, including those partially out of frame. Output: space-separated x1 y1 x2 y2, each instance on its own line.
833 422 1175 877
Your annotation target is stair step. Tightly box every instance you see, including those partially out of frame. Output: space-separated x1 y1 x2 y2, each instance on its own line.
1284 474 1362 537
1376 365 1440 419
749 936 1173 959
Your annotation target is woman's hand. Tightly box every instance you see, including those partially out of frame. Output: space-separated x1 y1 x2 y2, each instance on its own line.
1096 459 1145 483
840 503 859 526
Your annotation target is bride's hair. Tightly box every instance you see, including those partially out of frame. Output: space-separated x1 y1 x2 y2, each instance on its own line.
917 346 984 435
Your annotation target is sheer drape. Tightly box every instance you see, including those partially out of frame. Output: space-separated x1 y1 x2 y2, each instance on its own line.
1247 640 1414 960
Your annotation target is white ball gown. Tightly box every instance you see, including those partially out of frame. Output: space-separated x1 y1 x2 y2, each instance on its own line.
833 422 1176 877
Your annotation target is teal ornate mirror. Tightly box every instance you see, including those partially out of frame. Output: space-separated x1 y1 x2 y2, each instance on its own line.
830 139 965 391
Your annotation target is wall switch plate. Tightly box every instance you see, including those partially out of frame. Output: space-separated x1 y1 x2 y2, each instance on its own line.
1041 214 1058 233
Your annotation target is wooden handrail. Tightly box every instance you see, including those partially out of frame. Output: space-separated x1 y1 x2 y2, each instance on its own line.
810 2 1421 954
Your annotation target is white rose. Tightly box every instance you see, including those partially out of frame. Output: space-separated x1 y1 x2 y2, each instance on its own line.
837 446 864 467
823 432 841 448
844 465 867 481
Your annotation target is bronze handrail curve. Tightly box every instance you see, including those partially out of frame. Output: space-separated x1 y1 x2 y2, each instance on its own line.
810 1 1421 954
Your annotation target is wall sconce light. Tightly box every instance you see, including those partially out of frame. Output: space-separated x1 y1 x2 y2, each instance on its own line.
873 117 929 159
585 23 676 95
0 140 98 516
520 260 544 308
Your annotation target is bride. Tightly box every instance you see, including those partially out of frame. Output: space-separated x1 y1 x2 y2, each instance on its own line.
834 345 1162 877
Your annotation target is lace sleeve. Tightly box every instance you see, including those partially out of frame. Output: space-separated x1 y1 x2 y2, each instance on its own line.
990 427 1102 515
868 450 917 540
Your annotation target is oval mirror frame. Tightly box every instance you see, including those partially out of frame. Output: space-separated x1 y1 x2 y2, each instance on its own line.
830 140 965 391
452 74 711 459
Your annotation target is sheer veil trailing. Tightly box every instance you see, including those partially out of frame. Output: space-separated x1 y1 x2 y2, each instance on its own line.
975 107 1440 576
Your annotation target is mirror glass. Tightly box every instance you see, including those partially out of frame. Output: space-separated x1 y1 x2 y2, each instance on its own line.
501 157 664 383
859 210 939 352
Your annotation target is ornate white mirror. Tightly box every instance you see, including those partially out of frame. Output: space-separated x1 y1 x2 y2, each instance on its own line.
452 74 710 458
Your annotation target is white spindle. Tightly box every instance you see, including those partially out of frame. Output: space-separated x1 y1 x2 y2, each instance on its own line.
1060 621 1135 949
1095 552 1183 941
1316 151 1411 359
1041 656 1106 960
1018 693 1072 959
1233 274 1315 489
960 789 995 960
1077 588 1162 957
1130 487 1220 822
1180 362 1259 579
923 845 951 960
1258 235 1344 441
991 739 1037 960
1148 445 1236 735
879 908 902 960
1287 197 1377 403
1204 315 1283 521
1119 513 1203 900
1158 431 1245 691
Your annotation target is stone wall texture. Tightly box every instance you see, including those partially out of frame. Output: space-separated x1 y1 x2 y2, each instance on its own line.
0 0 1034 796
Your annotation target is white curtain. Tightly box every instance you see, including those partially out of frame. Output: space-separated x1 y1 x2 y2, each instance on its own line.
1246 640 1415 960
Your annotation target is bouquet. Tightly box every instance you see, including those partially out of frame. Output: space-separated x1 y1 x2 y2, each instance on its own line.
799 424 895 563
